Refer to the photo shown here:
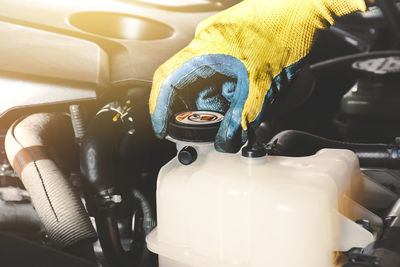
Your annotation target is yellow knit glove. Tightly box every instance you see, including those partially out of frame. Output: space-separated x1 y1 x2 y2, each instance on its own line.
149 0 367 152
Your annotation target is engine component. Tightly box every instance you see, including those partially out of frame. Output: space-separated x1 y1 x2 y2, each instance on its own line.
146 111 381 267
370 198 400 266
344 199 400 267
331 56 400 142
0 232 96 267
69 104 87 144
266 130 400 169
81 100 135 266
80 95 156 266
4 113 96 248
0 186 41 232
374 0 400 43
341 56 400 119
147 140 377 267
178 146 197 165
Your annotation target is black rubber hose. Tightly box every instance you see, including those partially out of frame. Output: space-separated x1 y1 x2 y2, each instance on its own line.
80 107 126 193
80 99 141 266
329 26 369 51
133 189 156 236
5 114 97 248
94 210 144 267
268 130 400 169
309 50 400 77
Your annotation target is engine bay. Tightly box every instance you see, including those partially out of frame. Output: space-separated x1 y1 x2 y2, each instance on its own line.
0 0 400 266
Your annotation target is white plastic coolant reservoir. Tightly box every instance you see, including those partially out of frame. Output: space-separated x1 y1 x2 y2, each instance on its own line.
146 112 375 267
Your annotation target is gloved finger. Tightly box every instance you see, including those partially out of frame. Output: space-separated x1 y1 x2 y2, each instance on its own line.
151 54 249 144
206 57 250 153
214 74 249 153
150 56 222 138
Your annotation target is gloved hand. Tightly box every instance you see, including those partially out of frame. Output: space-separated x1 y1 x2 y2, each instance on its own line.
149 0 367 153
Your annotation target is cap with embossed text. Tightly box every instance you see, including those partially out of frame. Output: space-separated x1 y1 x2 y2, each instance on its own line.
168 111 224 142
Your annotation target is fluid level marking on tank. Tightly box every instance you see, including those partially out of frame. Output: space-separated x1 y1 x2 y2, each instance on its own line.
176 111 224 125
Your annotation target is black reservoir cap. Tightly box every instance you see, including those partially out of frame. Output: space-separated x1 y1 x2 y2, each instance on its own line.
168 111 224 142
352 56 400 82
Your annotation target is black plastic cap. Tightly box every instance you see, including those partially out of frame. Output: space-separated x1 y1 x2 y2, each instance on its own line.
241 125 267 158
241 144 267 158
352 56 400 82
178 146 198 165
168 111 224 142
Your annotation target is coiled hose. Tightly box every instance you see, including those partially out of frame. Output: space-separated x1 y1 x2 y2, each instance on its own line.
4 113 96 248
